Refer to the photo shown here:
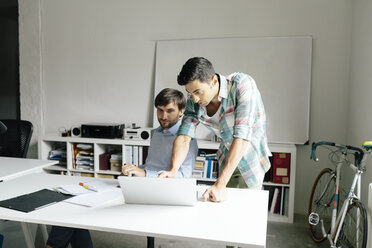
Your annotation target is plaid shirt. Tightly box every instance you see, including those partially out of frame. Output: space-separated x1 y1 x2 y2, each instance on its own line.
178 72 271 187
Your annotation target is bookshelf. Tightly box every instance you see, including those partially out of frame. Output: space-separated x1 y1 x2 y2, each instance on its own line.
38 135 296 223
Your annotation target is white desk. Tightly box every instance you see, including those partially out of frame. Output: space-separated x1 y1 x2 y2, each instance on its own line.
0 157 57 182
0 174 268 247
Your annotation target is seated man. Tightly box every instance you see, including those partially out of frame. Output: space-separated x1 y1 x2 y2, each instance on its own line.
45 88 197 248
122 88 198 177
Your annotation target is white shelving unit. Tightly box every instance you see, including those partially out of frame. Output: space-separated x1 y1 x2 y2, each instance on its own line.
39 135 296 223
264 143 296 223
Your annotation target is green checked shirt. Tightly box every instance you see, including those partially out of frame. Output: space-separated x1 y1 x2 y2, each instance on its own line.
178 72 271 187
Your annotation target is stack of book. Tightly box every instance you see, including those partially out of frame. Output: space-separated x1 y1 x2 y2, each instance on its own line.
192 153 218 179
73 144 94 171
110 153 123 172
192 156 206 178
48 146 67 167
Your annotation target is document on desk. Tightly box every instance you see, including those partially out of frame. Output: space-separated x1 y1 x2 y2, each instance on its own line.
54 179 118 195
64 188 122 207
0 189 73 213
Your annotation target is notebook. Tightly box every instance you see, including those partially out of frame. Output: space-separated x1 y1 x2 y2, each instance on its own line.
118 176 197 206
0 189 73 213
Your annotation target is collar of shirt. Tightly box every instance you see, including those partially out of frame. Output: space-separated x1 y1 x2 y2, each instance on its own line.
200 73 229 114
217 73 228 101
154 118 182 136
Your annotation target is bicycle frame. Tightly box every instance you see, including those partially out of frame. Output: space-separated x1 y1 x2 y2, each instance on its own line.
325 148 369 247
329 160 361 246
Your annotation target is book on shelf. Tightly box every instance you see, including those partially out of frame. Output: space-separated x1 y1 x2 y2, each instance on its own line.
138 146 143 165
282 187 289 216
97 174 115 179
132 146 139 165
264 153 290 184
124 145 133 164
194 156 206 170
192 170 203 178
199 153 218 179
110 153 122 172
193 156 206 178
272 153 290 184
269 188 280 214
99 153 111 170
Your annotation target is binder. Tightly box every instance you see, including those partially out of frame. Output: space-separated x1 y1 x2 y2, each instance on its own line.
99 153 111 170
0 189 73 213
272 153 290 184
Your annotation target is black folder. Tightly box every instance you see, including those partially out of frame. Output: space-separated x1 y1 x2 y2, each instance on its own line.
0 189 73 213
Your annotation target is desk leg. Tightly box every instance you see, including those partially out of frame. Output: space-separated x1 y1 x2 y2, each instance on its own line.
39 224 48 243
20 222 35 248
147 236 155 248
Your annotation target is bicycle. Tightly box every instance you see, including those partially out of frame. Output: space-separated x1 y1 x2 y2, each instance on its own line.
308 141 372 248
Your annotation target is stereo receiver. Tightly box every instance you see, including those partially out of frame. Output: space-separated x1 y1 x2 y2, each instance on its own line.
81 123 124 139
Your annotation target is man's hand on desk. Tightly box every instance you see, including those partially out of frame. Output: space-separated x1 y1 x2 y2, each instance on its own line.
121 164 146 177
202 184 227 202
158 170 177 178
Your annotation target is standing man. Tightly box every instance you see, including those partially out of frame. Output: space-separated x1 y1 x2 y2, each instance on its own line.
159 57 271 202
122 88 198 177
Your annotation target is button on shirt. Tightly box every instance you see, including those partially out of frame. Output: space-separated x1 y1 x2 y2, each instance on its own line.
178 72 271 187
144 119 198 178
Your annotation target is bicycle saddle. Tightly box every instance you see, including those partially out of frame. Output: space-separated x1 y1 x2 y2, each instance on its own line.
362 141 372 148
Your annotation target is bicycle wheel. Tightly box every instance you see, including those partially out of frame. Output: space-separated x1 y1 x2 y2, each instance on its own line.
336 199 368 248
308 168 336 242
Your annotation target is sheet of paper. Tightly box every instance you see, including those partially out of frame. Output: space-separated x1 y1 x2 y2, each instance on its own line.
64 188 123 207
54 179 118 195
82 179 118 192
54 184 93 195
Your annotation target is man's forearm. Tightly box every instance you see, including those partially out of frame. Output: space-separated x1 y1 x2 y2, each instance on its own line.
216 138 248 187
168 134 191 173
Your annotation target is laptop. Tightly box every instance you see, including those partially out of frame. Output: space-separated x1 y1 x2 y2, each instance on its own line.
118 176 197 206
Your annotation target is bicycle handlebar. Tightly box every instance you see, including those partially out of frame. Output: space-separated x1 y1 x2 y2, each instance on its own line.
311 141 335 161
311 141 365 166
345 145 365 166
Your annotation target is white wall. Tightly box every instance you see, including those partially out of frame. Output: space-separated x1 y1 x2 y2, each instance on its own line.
19 0 354 215
19 0 42 158
348 0 372 206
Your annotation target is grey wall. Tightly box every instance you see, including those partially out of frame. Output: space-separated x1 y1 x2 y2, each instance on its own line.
19 0 357 215
348 0 372 206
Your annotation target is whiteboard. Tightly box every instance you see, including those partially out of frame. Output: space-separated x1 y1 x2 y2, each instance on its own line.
154 37 312 144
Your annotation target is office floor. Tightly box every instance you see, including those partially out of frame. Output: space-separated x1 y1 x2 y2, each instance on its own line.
0 214 329 248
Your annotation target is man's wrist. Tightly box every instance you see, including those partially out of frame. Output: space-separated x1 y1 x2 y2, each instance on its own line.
215 176 229 188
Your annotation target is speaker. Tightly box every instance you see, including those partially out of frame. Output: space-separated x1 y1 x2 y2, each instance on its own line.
124 128 152 141
71 126 81 137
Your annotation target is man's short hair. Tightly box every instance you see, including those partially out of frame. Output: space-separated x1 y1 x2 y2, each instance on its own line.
177 57 216 86
155 88 186 110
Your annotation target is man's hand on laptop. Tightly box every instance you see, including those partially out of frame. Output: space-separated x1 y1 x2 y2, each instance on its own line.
121 164 146 177
202 184 227 202
158 170 177 178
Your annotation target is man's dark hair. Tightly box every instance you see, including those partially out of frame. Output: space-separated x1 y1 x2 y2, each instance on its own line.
155 88 186 110
177 57 216 86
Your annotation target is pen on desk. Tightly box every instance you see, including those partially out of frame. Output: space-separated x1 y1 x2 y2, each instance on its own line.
79 182 98 192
